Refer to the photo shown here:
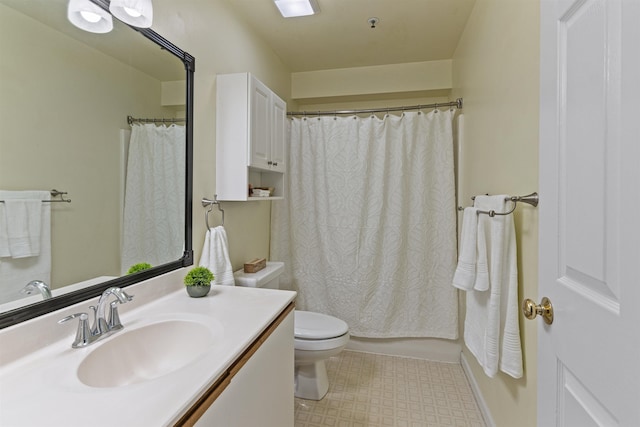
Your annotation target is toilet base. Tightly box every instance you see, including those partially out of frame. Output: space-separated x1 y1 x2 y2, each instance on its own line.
294 360 329 400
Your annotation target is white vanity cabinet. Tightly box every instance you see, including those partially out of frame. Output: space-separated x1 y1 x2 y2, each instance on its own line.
216 72 287 201
177 305 295 427
0 275 296 427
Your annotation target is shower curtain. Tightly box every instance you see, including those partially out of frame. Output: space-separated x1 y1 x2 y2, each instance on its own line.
271 110 458 338
121 123 185 273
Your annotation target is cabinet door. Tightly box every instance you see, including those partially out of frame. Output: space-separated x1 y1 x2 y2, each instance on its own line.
194 311 294 427
249 77 271 170
270 94 286 173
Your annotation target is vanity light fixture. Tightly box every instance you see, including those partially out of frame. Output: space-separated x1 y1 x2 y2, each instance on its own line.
109 0 153 28
67 0 113 33
274 0 319 18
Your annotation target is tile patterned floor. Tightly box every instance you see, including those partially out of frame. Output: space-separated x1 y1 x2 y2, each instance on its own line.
294 350 486 427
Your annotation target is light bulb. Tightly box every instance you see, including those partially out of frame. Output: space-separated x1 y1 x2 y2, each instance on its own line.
67 0 113 33
123 7 142 17
79 10 102 23
109 0 153 28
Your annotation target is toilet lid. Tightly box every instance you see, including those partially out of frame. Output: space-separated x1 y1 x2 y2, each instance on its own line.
294 311 349 340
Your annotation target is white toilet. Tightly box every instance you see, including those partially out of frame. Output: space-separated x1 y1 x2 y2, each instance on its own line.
234 262 350 400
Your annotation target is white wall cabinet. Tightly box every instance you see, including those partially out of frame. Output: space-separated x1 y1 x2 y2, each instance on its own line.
216 73 286 201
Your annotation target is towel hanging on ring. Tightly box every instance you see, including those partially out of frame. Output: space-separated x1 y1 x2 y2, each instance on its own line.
199 226 234 286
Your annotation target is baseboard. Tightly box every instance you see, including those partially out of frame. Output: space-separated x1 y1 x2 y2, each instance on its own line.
460 352 496 427
346 336 461 363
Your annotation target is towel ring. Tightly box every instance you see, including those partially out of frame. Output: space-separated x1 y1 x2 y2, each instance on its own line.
202 196 224 230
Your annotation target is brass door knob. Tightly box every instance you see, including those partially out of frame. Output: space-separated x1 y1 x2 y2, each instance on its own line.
522 297 554 325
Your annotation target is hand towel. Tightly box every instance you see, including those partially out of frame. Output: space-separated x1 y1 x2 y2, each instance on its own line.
473 213 490 291
0 203 9 258
199 226 235 286
4 199 43 258
463 195 522 378
452 207 478 290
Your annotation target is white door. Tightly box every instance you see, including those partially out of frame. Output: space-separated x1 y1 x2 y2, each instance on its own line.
538 0 640 425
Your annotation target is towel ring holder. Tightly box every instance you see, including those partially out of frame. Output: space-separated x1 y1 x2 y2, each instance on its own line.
202 196 224 229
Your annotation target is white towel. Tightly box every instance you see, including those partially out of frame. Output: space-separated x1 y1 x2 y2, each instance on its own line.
0 203 9 258
3 199 43 258
0 190 51 304
452 207 478 290
463 195 522 378
474 212 490 291
199 226 235 286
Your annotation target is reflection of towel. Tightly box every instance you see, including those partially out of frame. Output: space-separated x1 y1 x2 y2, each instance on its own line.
0 191 52 304
0 204 9 258
463 195 522 378
4 199 43 258
452 207 478 290
199 226 235 286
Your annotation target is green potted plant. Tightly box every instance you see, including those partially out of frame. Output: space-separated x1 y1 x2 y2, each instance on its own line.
184 266 214 297
127 262 152 274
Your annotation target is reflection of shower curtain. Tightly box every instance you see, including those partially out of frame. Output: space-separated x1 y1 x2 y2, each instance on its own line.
121 124 185 273
271 110 458 338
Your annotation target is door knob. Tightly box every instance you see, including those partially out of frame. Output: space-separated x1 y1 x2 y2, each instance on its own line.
522 297 554 325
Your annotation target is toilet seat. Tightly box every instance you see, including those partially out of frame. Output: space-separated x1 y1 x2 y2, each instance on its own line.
294 311 349 340
295 333 350 351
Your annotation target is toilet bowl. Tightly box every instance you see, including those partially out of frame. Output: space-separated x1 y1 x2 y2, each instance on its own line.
294 310 349 400
234 262 350 400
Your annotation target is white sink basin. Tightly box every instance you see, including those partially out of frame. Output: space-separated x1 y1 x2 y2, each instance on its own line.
77 319 216 388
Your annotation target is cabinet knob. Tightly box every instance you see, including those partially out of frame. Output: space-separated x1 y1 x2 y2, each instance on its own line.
267 161 273 165
272 162 278 166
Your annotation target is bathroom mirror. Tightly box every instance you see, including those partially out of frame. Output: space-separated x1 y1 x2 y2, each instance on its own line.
0 0 194 328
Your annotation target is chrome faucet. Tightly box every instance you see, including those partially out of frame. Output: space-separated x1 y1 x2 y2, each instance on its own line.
58 287 133 348
21 280 52 300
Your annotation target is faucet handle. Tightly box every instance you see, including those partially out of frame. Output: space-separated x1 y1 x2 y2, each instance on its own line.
108 301 124 331
58 312 93 348
58 312 88 323
88 305 99 335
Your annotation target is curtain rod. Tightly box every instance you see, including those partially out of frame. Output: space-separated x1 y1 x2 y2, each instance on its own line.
286 98 463 117
127 115 186 125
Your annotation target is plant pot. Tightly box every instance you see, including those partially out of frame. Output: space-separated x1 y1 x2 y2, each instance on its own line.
186 285 211 298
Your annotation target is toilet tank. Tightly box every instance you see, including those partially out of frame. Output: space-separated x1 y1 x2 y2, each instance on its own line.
233 261 284 289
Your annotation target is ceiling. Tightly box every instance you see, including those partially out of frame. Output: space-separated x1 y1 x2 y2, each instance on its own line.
225 0 477 72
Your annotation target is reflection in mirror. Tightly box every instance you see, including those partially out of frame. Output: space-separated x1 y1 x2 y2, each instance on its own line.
0 0 194 326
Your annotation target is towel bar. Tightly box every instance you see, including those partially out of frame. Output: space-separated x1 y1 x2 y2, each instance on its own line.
0 189 71 203
457 192 539 217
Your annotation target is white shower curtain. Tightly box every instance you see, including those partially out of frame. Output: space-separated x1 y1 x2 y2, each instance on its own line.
121 123 185 273
271 110 458 338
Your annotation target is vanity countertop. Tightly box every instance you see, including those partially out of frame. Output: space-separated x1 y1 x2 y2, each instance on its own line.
0 281 296 427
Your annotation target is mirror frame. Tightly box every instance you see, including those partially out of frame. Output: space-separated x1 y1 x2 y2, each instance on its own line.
0 2 194 329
